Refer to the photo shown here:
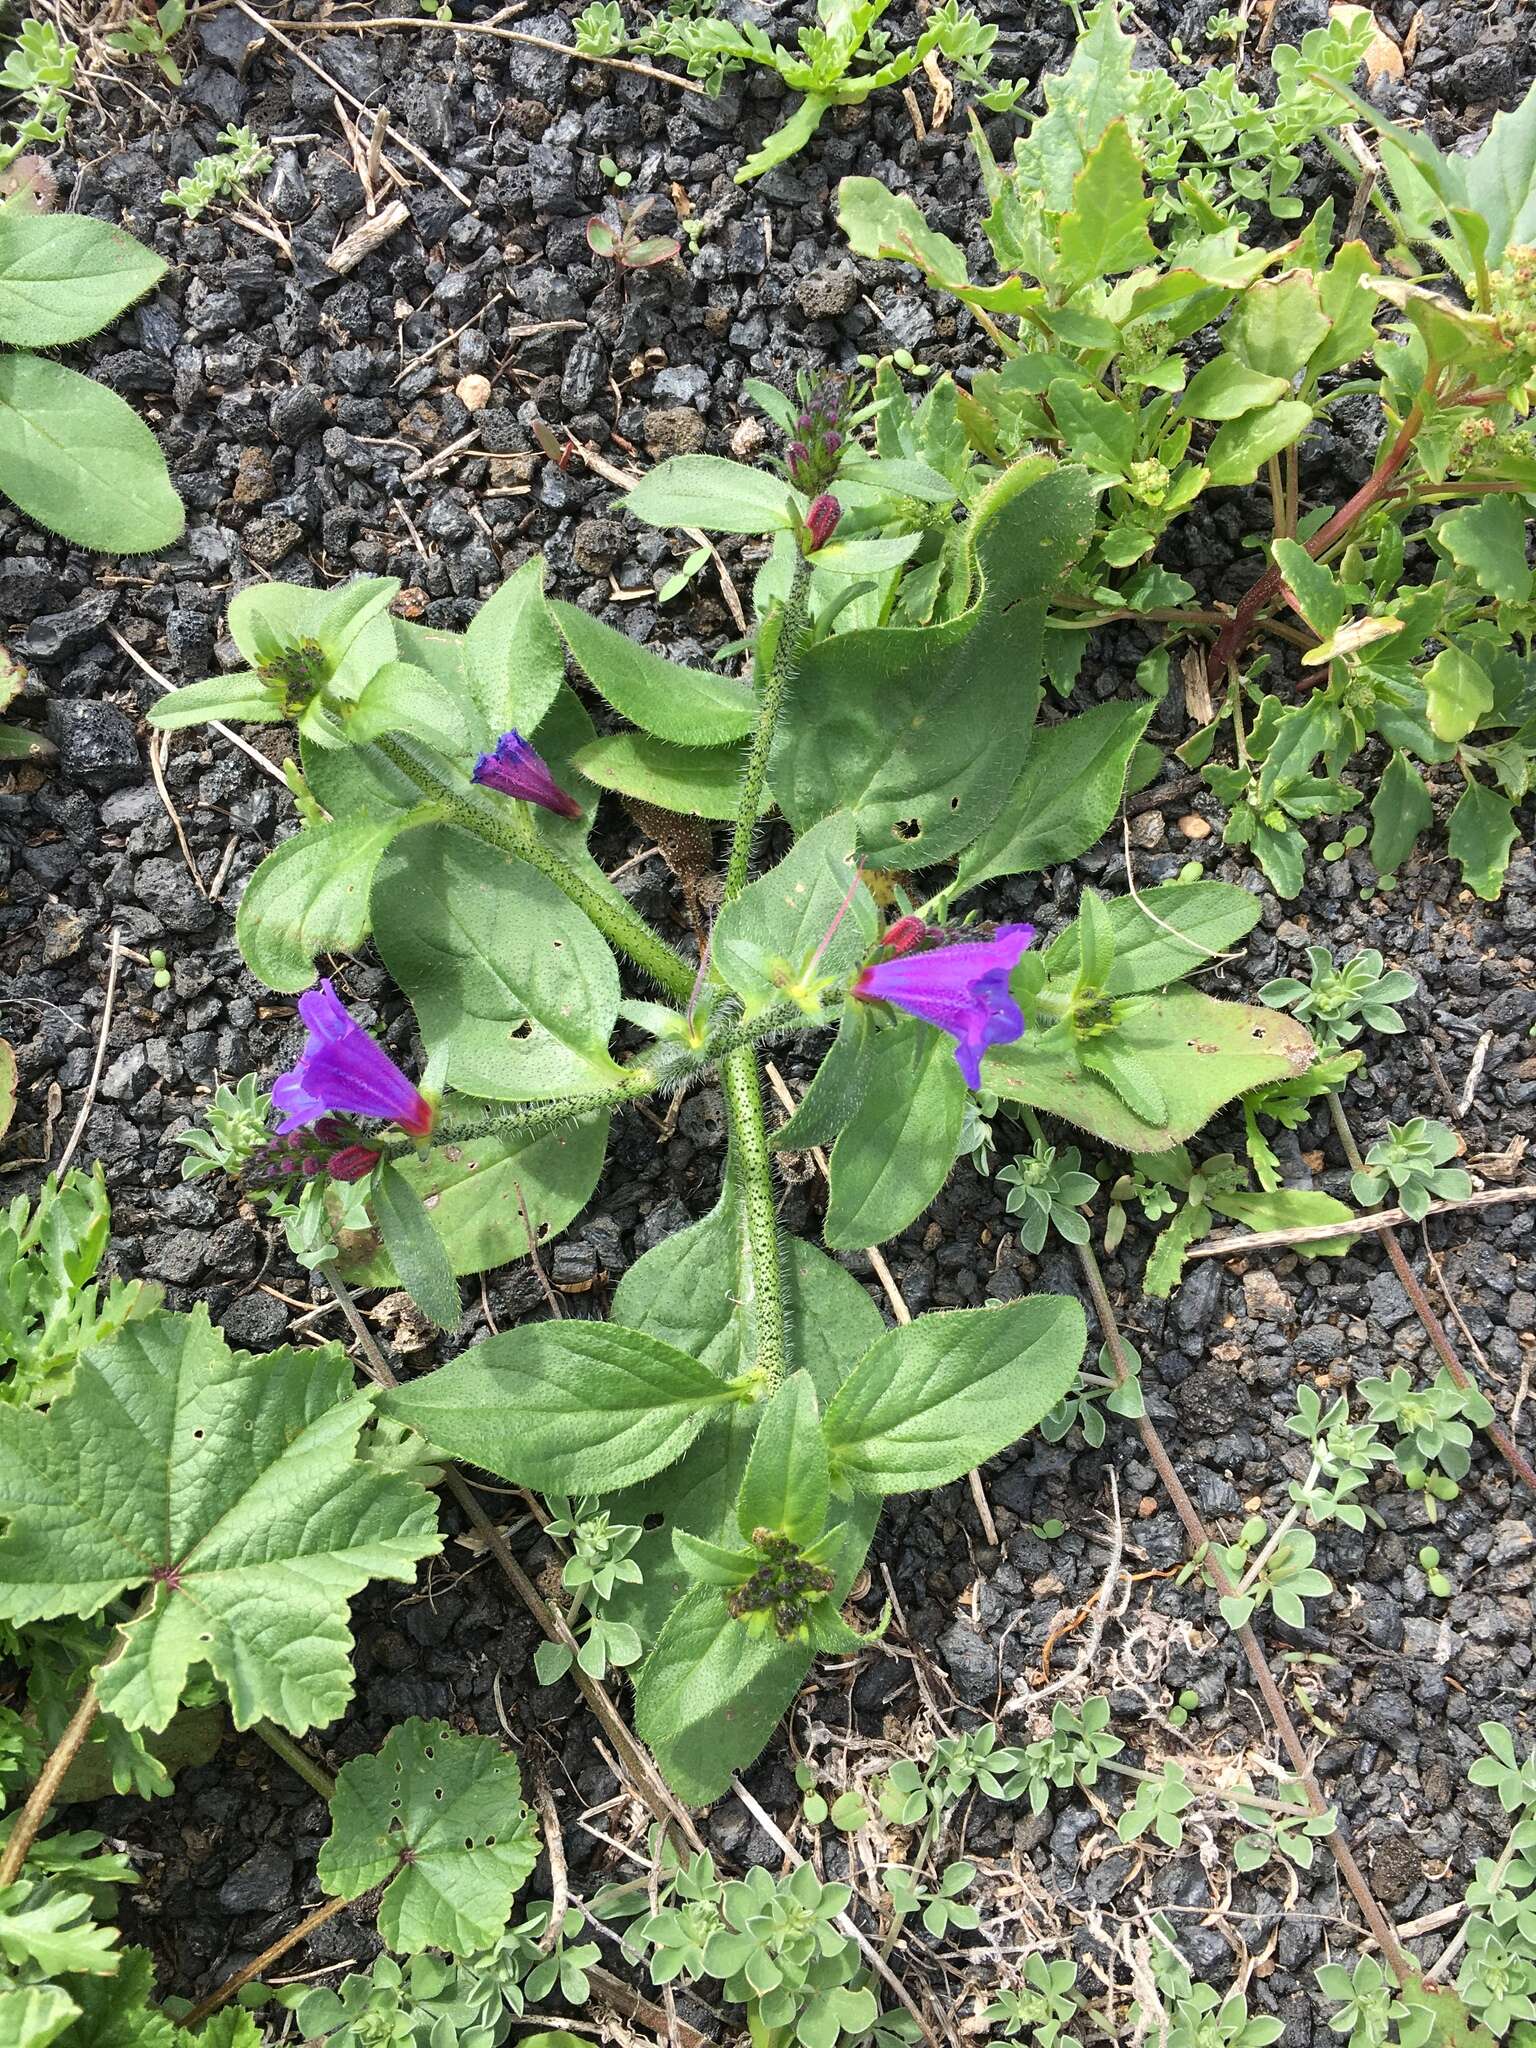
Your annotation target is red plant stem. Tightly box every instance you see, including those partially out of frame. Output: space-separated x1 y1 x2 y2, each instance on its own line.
1075 1242 1415 1984
1326 1094 1536 1497
1206 401 1426 681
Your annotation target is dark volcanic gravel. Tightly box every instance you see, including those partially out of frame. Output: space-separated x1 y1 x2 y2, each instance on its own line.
4 0 1536 2036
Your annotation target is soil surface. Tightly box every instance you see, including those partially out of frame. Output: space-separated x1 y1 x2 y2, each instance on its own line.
4 0 1536 2039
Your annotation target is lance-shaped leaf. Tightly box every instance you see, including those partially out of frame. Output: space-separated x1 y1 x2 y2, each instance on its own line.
1038 880 1260 993
736 1374 828 1545
574 731 760 820
318 1719 538 1956
0 1307 441 1733
822 1298 1086 1494
824 1019 967 1250
0 213 166 348
552 601 757 745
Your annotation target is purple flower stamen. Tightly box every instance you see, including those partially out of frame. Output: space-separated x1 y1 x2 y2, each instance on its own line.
472 729 583 819
271 980 434 1138
853 923 1035 1089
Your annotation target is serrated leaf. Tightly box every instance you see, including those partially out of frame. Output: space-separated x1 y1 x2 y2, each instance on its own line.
552 601 757 745
1439 494 1534 604
0 1983 78 2048
0 212 166 347
1448 780 1518 900
1464 73 1536 266
371 823 623 1101
0 353 183 553
823 1298 1087 1494
1057 119 1156 288
824 1020 967 1250
1272 539 1348 638
319 1719 537 1956
1180 357 1292 422
1228 271 1332 379
955 699 1154 894
0 1307 440 1732
380 1321 740 1493
837 176 970 288
0 1881 119 1977
236 816 413 993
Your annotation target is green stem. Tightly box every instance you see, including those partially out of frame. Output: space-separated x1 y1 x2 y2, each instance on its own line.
717 552 816 1391
374 733 694 1000
253 1719 336 1801
723 553 813 908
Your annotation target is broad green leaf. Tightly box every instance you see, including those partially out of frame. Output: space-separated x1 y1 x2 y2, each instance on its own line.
1180 357 1292 422
1464 73 1536 266
1056 119 1156 288
462 556 566 737
1204 402 1312 487
1425 645 1494 744
837 177 969 288
1310 241 1382 375
148 672 285 731
634 1493 878 1802
236 816 413 992
1371 751 1433 874
573 730 753 820
824 1021 967 1249
0 353 183 553
1028 0 1138 207
1038 881 1260 993
380 1321 740 1493
0 212 166 347
552 600 756 744
711 813 877 1015
371 823 623 1100
1439 495 1534 605
340 1113 609 1285
823 1298 1087 1494
319 1719 537 1955
955 698 1154 892
371 1163 461 1333
1449 780 1518 900
622 455 797 534
346 660 477 756
0 1306 439 1732
1228 271 1331 379
737 1373 828 1544
605 1176 883 1641
988 990 1316 1150
771 457 1096 866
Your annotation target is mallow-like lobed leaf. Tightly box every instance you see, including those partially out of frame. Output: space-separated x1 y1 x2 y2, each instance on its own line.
0 1307 441 1733
318 1718 539 1956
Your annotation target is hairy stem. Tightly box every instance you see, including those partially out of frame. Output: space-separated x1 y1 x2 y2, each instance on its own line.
1206 400 1426 680
1076 1239 1414 1983
716 551 816 1389
374 733 694 1000
1326 1092 1536 1497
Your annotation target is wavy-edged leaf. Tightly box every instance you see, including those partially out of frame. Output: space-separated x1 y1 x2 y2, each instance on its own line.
319 1719 537 1956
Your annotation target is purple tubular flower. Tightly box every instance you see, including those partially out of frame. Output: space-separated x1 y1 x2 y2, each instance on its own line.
271 980 434 1138
472 729 583 819
853 924 1035 1089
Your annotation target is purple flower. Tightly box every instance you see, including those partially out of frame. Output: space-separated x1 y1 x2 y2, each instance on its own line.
853 924 1035 1089
472 730 582 819
271 980 433 1138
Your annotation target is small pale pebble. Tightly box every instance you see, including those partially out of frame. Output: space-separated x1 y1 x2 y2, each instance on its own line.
731 416 768 460
1176 813 1212 839
1129 810 1165 849
456 373 493 411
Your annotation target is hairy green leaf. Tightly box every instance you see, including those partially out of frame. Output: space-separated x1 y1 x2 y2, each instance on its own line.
737 1373 828 1544
1039 881 1261 993
371 1163 462 1334
573 730 756 819
552 601 757 745
712 813 877 1015
955 698 1154 892
622 455 797 534
0 353 183 553
461 556 567 737
823 1298 1087 1494
824 1020 967 1249
236 816 413 993
0 212 166 347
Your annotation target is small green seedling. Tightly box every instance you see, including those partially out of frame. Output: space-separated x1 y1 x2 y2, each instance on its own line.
1419 1545 1453 1598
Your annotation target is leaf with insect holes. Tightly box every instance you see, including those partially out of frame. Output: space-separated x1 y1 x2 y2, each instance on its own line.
319 1719 539 1956
0 1306 440 1734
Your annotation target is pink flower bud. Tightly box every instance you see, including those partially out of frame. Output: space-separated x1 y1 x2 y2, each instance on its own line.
805 494 841 552
326 1144 383 1182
